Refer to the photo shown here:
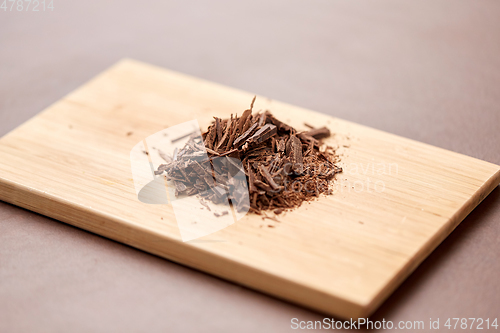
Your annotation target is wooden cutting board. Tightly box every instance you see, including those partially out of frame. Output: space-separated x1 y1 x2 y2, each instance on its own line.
0 59 498 318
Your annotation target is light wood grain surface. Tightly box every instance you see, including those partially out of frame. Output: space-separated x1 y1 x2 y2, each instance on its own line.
0 59 498 318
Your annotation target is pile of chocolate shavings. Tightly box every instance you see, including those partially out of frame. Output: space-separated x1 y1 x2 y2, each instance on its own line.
155 97 342 215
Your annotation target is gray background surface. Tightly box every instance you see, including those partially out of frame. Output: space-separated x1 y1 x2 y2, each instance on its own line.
1 1 499 332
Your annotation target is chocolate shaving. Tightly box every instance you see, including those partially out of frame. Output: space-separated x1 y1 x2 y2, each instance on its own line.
286 135 304 174
216 120 230 151
215 117 222 144
258 164 280 190
267 112 292 132
247 124 277 144
258 113 267 127
204 124 216 149
233 122 259 148
205 147 219 156
226 118 237 150
305 126 331 140
241 114 253 133
237 109 252 133
154 98 341 215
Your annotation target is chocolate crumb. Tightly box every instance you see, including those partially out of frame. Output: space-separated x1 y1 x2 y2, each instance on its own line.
262 215 280 222
199 199 211 211
214 211 229 217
